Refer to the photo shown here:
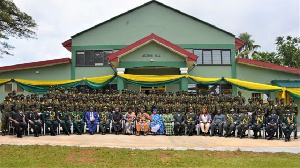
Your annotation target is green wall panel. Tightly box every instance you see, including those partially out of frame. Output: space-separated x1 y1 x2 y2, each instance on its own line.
72 3 234 46
74 67 115 79
189 66 232 78
167 84 179 92
236 64 299 84
0 64 71 80
120 62 185 69
126 67 180 75
127 84 140 91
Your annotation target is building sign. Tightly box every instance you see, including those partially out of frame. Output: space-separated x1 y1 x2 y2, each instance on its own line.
142 54 161 57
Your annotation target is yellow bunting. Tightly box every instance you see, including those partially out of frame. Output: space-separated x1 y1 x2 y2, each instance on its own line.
282 88 286 98
86 75 115 83
0 79 11 84
225 78 282 91
286 88 300 98
189 76 222 83
119 74 184 82
14 78 82 86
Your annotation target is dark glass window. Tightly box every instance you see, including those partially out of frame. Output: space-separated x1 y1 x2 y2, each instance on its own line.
75 50 113 67
194 49 231 65
17 84 24 92
4 83 13 92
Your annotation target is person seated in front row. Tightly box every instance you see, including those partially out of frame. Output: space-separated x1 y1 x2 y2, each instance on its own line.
57 106 71 136
162 108 174 136
85 107 98 135
237 109 251 138
43 106 58 136
136 108 151 136
282 109 296 142
199 108 212 136
150 109 164 135
265 109 279 140
173 109 185 136
186 107 197 136
69 106 85 135
124 107 136 135
25 105 42 137
8 105 28 138
98 106 112 135
224 108 239 137
112 107 123 135
210 109 225 137
252 109 264 139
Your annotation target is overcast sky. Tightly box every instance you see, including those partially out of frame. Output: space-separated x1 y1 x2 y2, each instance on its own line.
1 0 299 67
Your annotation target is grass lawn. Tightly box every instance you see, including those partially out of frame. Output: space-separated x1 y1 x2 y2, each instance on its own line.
0 145 299 167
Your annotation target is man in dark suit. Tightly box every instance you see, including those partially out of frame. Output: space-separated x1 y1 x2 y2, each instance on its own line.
8 105 27 138
173 109 186 136
266 109 279 140
112 107 123 135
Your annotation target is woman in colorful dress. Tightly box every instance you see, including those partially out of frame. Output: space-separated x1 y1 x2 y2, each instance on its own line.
136 108 151 136
124 107 136 135
150 109 165 135
198 108 212 136
162 108 174 136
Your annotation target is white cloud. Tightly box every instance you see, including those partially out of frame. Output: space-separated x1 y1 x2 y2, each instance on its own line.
0 0 298 66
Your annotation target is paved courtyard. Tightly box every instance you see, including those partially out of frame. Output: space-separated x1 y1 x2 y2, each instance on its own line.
1 134 299 153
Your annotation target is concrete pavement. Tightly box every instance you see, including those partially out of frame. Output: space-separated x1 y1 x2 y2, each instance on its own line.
1 134 299 153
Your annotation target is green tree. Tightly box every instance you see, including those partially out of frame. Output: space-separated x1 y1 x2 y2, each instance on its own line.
252 51 282 65
275 36 300 69
237 32 260 59
0 0 37 57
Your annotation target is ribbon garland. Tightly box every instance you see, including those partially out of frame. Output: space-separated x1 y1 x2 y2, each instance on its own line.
0 74 299 99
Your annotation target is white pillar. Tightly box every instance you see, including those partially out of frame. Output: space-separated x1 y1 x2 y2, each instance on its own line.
180 67 188 74
116 68 125 74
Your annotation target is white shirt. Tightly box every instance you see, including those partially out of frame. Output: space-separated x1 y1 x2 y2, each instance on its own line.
202 115 208 123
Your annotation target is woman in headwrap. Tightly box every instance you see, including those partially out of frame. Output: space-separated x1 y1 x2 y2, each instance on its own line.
124 107 136 135
162 108 174 136
150 109 165 135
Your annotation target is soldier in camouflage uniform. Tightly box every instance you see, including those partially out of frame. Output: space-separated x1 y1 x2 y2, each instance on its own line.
1 96 12 136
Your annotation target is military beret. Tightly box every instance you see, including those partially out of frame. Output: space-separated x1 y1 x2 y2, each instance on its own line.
29 105 36 108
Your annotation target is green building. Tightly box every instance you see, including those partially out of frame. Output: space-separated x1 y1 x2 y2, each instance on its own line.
0 1 299 112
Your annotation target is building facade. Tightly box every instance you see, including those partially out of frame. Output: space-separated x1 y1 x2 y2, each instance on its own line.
0 1 299 109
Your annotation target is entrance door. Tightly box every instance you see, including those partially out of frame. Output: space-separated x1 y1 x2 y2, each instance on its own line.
140 86 166 95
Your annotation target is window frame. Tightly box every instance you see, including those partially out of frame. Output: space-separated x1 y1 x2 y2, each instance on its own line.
75 49 113 67
16 84 25 93
3 83 13 93
193 49 232 66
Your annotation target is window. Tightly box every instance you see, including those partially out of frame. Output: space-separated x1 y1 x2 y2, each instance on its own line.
194 83 232 95
76 50 113 67
194 50 202 64
16 84 24 92
222 50 231 64
188 84 197 93
252 93 270 102
194 49 231 65
140 86 166 95
102 84 117 93
4 83 13 92
203 50 212 64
